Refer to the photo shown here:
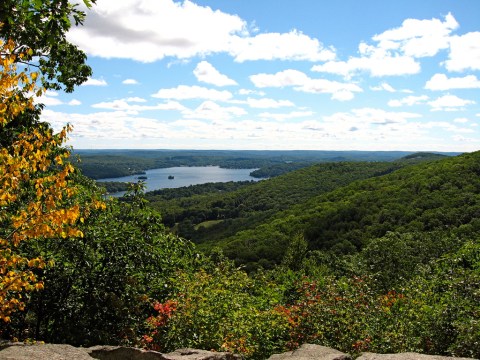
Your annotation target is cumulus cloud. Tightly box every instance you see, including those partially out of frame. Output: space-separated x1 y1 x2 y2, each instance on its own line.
250 69 362 101
372 12 458 58
35 90 60 106
325 108 421 125
229 30 336 62
312 45 420 77
68 0 334 63
428 95 476 111
92 98 186 114
122 78 139 85
312 14 461 78
82 77 108 86
36 91 82 107
151 85 233 101
444 32 480 72
246 98 294 108
182 101 246 121
259 110 314 121
370 82 396 92
425 73 480 90
68 99 82 106
238 89 265 96
125 97 147 103
193 61 238 86
68 0 245 62
388 95 429 107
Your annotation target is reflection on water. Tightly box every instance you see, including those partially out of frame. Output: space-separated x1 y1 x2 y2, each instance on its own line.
98 166 258 196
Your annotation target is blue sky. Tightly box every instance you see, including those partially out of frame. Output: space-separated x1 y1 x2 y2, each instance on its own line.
40 0 480 151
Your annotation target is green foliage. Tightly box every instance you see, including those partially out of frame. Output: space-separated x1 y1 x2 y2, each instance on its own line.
143 257 291 359
148 161 406 269
0 0 96 92
354 231 464 291
5 181 196 345
211 152 480 269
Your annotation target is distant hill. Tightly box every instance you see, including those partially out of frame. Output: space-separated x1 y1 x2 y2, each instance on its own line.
146 154 460 268
73 149 460 179
188 151 479 270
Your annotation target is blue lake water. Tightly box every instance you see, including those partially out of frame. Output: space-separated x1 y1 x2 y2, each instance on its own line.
97 166 259 195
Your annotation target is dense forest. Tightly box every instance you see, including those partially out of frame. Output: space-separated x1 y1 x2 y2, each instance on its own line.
1 1 479 359
5 148 480 359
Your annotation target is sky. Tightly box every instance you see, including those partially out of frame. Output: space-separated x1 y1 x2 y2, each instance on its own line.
40 0 480 151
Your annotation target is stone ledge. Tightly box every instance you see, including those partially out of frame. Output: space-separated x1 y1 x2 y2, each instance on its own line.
0 343 477 360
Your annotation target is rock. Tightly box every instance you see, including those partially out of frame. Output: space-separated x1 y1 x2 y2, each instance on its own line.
357 353 476 360
268 343 351 360
0 343 93 360
87 345 166 360
0 343 242 360
163 348 242 360
86 346 241 360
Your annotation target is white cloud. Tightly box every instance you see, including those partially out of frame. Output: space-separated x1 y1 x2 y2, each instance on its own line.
425 73 480 90
182 101 246 121
38 95 63 106
444 32 480 72
388 95 429 107
250 69 309 88
372 13 458 58
82 77 108 86
68 99 82 106
250 69 362 101
151 85 233 101
259 110 314 121
125 97 147 103
68 0 334 63
68 0 246 62
327 107 421 125
428 95 476 111
92 99 186 114
42 109 174 142
370 82 396 92
238 89 265 96
122 78 139 85
312 14 461 79
454 118 469 123
193 61 237 86
229 30 336 62
422 121 474 134
246 98 294 108
312 46 420 77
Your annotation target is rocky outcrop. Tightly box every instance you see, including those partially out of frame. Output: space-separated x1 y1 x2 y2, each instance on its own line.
88 346 242 360
0 343 477 360
266 345 477 360
268 344 351 360
357 353 475 360
0 343 94 360
0 343 241 360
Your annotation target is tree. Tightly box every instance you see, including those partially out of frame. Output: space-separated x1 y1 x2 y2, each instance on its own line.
0 1 104 319
0 0 96 93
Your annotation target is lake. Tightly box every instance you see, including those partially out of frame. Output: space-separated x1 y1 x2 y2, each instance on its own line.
97 166 259 195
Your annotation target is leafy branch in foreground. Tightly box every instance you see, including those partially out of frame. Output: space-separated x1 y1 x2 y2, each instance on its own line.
0 39 103 322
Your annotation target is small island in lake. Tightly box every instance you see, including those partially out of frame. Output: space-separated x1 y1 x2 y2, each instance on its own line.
137 175 148 180
168 175 174 180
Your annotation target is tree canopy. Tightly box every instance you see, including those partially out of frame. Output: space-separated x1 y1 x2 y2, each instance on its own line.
0 0 96 93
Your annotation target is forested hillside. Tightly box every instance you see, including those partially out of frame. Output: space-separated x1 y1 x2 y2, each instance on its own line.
212 152 480 269
146 161 405 257
144 153 471 270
